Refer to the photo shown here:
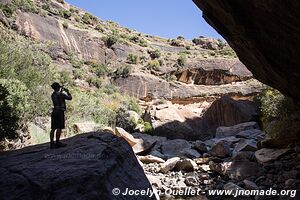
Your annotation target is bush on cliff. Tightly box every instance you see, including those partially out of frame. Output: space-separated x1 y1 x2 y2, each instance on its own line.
259 88 300 146
0 79 29 140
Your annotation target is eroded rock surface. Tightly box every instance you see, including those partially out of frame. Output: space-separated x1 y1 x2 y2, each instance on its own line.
0 133 155 200
193 0 300 102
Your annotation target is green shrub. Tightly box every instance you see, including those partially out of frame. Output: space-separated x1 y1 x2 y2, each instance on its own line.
129 36 139 43
73 68 87 80
62 21 68 29
192 38 201 45
61 10 71 19
185 46 191 50
138 39 148 47
91 62 109 77
127 54 139 64
12 0 38 13
177 36 185 40
146 60 160 71
177 55 187 66
0 79 29 140
127 98 140 113
71 58 84 69
148 49 161 59
82 12 98 25
0 30 55 119
217 39 226 49
0 4 16 17
170 39 181 47
87 76 103 88
259 88 292 124
102 35 119 48
114 65 132 78
95 24 104 32
258 87 300 141
144 122 153 134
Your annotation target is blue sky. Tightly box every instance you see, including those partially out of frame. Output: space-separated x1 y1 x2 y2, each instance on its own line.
66 0 221 40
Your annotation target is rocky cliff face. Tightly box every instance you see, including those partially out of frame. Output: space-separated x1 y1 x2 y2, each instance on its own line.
193 0 300 102
0 132 155 200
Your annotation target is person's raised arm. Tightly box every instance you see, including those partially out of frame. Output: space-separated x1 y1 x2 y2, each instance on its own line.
63 88 72 100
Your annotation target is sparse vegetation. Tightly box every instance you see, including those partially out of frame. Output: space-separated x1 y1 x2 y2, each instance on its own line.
146 60 160 71
148 49 161 60
259 88 300 140
82 12 98 25
177 36 185 40
127 54 139 64
91 62 109 77
62 21 68 29
102 35 119 48
177 55 187 66
114 65 132 78
61 10 71 19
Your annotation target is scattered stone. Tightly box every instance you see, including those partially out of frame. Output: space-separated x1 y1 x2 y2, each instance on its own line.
216 121 259 138
223 182 244 192
194 140 208 153
209 161 231 175
185 177 199 186
147 175 163 188
194 157 212 164
137 155 165 164
175 159 198 171
255 148 292 163
161 139 192 156
226 161 261 180
73 122 98 133
159 157 180 173
156 104 169 110
209 140 231 158
178 148 201 159
233 139 257 153
115 127 138 146
232 151 255 161
236 129 264 139
243 180 259 190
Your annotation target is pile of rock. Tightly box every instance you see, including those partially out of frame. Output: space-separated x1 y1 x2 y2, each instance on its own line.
128 122 300 200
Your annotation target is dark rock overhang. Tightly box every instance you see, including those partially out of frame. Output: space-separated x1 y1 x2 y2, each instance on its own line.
193 0 300 101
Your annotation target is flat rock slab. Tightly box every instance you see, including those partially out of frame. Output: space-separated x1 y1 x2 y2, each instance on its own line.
0 133 155 200
255 148 292 164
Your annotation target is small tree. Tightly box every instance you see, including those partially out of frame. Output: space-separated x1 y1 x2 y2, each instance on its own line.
148 49 161 59
177 55 187 66
127 54 139 64
0 79 29 140
102 35 118 48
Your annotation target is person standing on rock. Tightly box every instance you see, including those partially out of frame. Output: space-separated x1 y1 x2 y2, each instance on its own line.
49 82 72 149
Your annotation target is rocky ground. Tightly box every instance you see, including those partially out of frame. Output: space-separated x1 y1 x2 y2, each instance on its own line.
127 122 300 200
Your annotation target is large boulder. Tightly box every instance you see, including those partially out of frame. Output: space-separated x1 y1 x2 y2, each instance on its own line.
193 0 300 102
200 96 259 136
216 122 260 138
161 139 192 157
209 140 231 158
255 148 292 164
115 127 138 147
153 105 201 140
0 133 155 200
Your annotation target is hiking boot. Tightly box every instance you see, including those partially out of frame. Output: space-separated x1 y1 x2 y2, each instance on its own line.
55 141 67 148
50 141 55 149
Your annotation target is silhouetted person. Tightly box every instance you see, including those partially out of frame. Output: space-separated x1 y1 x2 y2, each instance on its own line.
50 82 72 149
